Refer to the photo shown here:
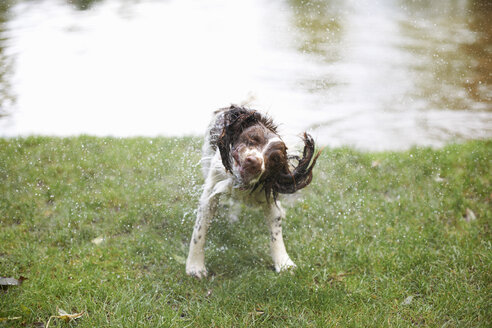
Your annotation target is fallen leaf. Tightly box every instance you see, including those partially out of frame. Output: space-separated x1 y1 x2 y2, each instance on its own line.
57 309 84 322
0 277 21 286
402 295 414 305
248 306 266 316
46 309 84 328
0 276 27 288
254 308 265 315
91 236 105 245
465 208 476 222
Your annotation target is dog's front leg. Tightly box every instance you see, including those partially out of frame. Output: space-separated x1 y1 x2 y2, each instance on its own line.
263 202 297 272
185 182 219 278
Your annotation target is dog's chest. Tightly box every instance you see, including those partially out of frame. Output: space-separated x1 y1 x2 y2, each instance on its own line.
229 187 269 206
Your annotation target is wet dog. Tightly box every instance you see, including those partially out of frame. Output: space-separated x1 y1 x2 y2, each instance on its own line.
186 105 320 278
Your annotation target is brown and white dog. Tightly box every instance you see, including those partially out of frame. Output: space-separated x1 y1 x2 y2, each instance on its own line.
186 105 320 278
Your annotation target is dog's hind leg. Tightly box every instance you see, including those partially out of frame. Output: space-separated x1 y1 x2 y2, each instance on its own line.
263 202 297 273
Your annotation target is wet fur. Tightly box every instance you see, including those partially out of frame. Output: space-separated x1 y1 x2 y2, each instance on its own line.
217 105 320 202
185 105 320 278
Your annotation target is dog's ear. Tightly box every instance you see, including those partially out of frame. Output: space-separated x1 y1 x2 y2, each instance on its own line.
217 106 258 172
273 132 321 195
217 123 233 173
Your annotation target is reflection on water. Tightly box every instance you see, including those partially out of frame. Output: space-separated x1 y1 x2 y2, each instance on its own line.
70 0 103 11
400 0 491 111
0 0 490 150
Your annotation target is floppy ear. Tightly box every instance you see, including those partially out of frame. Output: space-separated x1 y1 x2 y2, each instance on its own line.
217 106 262 172
273 132 321 194
217 123 234 173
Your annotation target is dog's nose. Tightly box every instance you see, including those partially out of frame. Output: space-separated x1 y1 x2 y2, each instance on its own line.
244 156 262 174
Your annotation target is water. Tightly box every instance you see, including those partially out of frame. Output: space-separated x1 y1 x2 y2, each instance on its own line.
0 0 490 150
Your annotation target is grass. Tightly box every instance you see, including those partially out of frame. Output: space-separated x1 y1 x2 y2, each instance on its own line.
0 136 490 327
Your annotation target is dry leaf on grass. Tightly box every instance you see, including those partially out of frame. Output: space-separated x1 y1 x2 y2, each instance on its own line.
465 208 476 222
91 236 105 245
248 306 265 316
0 276 27 288
46 309 84 328
402 295 414 305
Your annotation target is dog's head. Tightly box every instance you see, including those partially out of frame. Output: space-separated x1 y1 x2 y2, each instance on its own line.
218 105 320 201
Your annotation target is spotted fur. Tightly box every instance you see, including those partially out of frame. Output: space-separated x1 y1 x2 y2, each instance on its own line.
186 105 320 278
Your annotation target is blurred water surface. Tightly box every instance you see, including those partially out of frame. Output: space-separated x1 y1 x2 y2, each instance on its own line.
0 0 490 150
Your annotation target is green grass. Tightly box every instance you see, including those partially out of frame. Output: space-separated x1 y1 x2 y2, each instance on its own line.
0 136 490 327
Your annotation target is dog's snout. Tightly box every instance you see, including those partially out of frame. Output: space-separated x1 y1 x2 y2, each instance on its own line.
244 155 262 174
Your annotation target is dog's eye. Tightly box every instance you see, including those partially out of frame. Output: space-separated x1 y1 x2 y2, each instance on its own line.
247 136 262 146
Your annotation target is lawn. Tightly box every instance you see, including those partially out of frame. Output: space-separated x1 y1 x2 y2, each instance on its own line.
0 136 490 327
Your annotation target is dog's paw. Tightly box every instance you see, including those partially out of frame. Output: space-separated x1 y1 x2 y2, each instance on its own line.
186 263 208 279
274 258 297 273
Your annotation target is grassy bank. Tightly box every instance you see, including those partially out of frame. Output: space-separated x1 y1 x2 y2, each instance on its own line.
0 136 490 327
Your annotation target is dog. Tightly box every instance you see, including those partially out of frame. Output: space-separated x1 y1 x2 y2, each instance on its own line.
186 105 320 278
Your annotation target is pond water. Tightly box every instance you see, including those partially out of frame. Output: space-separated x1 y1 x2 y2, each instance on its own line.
0 0 490 150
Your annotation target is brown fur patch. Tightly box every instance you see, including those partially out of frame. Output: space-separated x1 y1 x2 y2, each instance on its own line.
217 105 320 202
